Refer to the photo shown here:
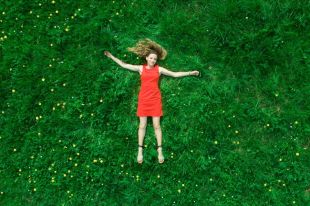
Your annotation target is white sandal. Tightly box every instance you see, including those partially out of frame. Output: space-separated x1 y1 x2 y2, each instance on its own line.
157 145 164 164
137 145 144 164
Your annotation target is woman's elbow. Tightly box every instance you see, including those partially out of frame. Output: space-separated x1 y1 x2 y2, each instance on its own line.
120 62 128 69
172 73 178 78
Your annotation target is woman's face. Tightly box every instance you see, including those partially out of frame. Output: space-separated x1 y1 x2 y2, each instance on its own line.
146 53 158 67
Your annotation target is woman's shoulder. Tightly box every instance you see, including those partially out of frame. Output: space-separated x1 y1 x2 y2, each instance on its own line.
157 64 163 75
138 65 144 74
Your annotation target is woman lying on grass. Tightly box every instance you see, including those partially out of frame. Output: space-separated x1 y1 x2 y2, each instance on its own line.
104 38 200 164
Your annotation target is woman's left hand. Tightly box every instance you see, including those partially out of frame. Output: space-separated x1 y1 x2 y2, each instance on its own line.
191 71 200 76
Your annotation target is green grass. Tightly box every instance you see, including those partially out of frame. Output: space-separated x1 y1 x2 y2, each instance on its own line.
0 0 309 205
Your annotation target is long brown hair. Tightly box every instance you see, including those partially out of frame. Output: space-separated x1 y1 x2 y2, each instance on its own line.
127 38 167 60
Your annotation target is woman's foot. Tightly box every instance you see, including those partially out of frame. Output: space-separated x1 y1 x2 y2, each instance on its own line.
137 145 144 164
157 145 164 164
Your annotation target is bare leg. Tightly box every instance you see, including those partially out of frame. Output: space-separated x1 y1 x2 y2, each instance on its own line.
152 116 164 163
138 116 147 146
137 116 147 163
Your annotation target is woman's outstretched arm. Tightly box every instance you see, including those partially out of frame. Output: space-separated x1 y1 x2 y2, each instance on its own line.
160 66 200 78
104 51 140 72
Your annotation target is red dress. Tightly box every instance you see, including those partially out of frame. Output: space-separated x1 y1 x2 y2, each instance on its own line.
137 64 163 117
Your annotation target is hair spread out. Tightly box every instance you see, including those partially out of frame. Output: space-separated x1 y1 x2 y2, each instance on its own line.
127 38 167 60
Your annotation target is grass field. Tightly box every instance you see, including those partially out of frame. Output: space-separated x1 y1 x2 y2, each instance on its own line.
1 0 309 205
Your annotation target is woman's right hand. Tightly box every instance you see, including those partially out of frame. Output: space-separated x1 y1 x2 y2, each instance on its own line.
104 51 112 58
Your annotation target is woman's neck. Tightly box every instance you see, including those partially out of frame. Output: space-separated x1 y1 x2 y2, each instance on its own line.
146 64 155 69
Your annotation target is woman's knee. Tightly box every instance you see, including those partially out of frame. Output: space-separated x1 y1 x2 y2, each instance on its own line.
139 123 147 129
153 124 161 130
139 117 147 129
152 117 161 129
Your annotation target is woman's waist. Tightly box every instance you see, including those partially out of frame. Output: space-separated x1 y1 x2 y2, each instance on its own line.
138 89 161 95
138 94 162 101
139 85 160 90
